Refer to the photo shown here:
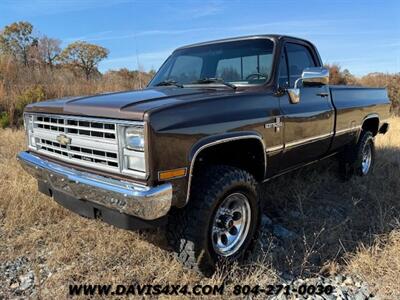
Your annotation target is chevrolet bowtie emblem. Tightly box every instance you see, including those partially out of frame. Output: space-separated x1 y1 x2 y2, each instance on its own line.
56 134 71 146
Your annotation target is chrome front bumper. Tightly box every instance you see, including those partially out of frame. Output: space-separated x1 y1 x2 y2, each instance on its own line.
17 151 172 220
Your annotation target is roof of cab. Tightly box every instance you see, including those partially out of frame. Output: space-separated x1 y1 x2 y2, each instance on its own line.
174 34 311 51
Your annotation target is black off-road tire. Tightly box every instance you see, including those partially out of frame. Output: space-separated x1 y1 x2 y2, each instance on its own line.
167 165 261 276
340 131 375 179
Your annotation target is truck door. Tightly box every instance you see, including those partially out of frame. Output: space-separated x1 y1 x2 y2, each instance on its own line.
279 42 335 170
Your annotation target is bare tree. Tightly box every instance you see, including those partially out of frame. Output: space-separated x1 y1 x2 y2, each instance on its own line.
59 41 109 80
38 36 61 69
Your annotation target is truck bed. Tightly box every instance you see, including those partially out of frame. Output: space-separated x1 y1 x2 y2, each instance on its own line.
329 86 390 151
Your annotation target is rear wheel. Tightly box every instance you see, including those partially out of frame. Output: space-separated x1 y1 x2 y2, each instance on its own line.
167 165 260 276
341 131 375 178
360 139 373 175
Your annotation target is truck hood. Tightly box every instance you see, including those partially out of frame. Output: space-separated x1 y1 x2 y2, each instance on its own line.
25 87 231 120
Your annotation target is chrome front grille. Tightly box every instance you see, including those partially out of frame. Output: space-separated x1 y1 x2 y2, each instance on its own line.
26 114 141 174
35 115 116 140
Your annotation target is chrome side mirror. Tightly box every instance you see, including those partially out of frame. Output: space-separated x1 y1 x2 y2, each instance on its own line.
288 67 329 104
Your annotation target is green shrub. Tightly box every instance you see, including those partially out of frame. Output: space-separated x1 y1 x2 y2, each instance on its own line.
0 111 10 128
15 85 46 114
10 85 47 126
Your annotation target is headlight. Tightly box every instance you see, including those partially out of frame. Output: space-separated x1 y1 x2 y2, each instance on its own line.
125 126 145 151
121 125 146 175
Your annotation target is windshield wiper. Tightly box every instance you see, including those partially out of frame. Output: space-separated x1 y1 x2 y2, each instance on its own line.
154 80 183 88
191 78 237 90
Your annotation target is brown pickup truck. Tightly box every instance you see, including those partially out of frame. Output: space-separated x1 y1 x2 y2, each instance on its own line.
18 35 390 275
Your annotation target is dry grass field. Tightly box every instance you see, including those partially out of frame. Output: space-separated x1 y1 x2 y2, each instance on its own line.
0 118 399 299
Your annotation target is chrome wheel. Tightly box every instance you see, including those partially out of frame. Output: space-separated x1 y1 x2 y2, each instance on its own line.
361 142 372 175
211 192 251 256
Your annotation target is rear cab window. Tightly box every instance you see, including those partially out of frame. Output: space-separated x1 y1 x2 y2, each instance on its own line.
216 54 273 83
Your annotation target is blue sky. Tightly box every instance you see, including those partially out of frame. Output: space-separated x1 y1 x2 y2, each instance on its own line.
0 0 399 76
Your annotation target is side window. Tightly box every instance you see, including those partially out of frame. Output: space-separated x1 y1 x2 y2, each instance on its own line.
278 52 289 88
286 43 316 87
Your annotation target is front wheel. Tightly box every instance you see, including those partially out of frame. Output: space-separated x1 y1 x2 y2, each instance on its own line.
167 165 261 276
211 192 252 257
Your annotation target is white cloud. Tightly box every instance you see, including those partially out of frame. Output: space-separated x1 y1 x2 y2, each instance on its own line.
64 27 214 43
65 17 363 44
165 1 223 19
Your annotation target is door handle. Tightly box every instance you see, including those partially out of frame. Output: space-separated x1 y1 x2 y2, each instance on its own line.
316 92 329 97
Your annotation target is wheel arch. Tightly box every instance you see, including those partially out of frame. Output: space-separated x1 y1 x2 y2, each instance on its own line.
361 114 380 136
186 132 266 204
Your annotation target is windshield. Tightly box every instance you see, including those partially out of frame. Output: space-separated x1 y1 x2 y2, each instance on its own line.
149 39 274 87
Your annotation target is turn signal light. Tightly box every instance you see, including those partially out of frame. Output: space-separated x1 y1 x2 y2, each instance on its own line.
158 168 187 180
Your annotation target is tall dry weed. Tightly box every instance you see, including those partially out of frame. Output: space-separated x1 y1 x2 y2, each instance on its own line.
0 57 153 127
0 119 399 298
